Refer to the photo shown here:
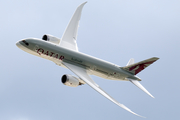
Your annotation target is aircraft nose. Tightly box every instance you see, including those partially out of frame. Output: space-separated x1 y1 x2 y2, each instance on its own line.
16 41 21 48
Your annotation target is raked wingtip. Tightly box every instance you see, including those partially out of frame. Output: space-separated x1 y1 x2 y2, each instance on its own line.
129 109 146 118
119 104 145 118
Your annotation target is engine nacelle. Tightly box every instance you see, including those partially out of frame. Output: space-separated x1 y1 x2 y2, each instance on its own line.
61 74 82 87
42 34 60 44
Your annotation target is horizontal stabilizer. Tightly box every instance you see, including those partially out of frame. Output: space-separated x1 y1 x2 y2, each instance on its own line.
128 78 154 98
122 57 159 75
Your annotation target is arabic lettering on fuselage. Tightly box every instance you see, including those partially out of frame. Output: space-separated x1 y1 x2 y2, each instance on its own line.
36 48 64 60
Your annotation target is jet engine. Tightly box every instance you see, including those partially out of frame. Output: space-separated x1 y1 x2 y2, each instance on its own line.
61 74 83 87
42 34 60 44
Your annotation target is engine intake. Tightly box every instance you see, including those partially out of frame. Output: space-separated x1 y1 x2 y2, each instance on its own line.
61 74 82 87
42 34 60 44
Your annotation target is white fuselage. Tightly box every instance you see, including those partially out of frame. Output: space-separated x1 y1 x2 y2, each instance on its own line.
16 38 139 81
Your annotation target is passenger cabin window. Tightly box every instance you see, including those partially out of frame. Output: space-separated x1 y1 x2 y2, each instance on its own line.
22 40 29 46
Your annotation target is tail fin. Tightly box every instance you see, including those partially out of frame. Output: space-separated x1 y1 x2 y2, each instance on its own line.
122 57 159 75
123 57 159 98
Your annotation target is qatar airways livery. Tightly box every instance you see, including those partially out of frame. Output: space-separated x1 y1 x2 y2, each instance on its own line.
16 2 159 117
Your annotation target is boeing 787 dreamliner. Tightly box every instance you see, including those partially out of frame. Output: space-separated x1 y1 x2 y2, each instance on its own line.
16 2 159 117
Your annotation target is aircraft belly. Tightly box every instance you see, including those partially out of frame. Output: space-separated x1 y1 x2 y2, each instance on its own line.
90 69 127 81
90 70 109 79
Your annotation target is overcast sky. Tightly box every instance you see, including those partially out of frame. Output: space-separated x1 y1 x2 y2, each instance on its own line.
1 0 180 120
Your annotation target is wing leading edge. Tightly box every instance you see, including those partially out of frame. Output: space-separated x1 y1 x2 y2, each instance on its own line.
60 2 87 51
62 62 145 118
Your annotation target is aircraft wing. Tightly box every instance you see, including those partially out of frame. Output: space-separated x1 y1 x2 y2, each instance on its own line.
62 62 144 117
59 2 87 51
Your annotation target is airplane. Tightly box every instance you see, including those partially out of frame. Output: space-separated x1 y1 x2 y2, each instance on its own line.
16 2 159 117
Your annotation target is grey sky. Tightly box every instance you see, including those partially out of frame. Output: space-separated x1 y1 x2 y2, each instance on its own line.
1 0 180 120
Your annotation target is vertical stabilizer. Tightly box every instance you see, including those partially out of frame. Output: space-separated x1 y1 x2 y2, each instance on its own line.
122 57 159 75
124 57 158 98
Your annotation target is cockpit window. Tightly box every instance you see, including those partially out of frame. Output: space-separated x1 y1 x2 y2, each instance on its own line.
42 35 48 41
22 40 29 46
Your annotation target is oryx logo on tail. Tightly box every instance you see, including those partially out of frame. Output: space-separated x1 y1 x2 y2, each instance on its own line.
122 57 159 75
